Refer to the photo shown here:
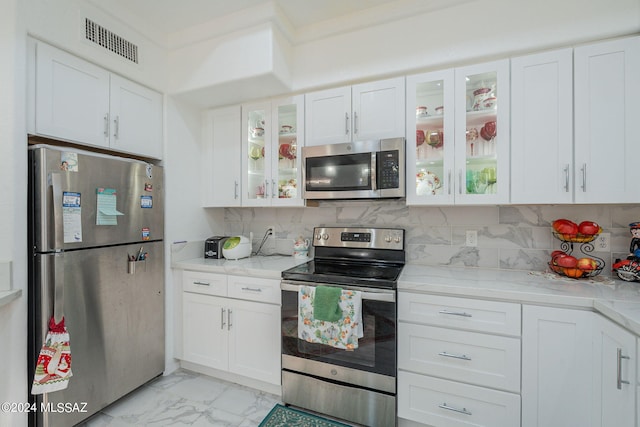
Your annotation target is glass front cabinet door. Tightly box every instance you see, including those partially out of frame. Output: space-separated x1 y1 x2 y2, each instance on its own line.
454 60 510 204
241 95 304 207
406 60 509 205
406 69 455 205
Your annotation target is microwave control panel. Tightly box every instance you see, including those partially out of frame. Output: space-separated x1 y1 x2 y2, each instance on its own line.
377 150 400 189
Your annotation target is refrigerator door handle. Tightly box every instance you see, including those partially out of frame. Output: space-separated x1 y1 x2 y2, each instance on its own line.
53 252 65 323
49 172 64 250
49 172 65 322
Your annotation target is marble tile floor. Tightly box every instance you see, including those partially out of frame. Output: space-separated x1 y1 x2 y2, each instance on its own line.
81 369 281 426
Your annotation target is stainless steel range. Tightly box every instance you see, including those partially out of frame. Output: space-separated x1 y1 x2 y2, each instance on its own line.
280 226 405 427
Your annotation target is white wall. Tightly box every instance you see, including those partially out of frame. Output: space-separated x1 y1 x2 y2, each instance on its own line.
24 0 167 92
163 97 224 372
291 0 640 91
0 0 28 425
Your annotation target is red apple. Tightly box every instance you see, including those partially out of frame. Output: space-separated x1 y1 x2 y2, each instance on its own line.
578 221 600 236
576 257 597 271
551 250 566 259
552 219 579 234
555 254 578 268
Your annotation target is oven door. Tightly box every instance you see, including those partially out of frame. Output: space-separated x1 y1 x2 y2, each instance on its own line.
280 280 396 392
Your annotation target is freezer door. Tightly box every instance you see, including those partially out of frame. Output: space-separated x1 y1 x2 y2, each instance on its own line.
30 145 164 251
30 241 164 427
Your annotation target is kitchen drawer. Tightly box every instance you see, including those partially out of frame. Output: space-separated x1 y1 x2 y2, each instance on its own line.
398 323 521 392
398 293 521 336
183 270 227 296
227 276 281 304
398 371 521 427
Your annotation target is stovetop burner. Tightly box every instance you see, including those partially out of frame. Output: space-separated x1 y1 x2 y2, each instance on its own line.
282 259 403 289
281 226 405 289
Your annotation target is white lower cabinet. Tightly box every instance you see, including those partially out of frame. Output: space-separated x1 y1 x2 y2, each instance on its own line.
592 314 636 427
226 298 281 384
398 371 521 427
522 305 637 427
398 292 521 427
183 292 228 369
181 271 281 385
522 305 594 427
398 323 521 392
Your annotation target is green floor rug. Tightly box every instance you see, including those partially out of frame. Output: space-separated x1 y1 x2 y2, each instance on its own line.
259 404 352 427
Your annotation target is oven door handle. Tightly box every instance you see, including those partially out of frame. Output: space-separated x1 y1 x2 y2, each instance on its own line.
281 282 396 303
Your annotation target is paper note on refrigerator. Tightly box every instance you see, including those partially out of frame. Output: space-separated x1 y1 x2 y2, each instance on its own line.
62 191 82 242
96 188 124 225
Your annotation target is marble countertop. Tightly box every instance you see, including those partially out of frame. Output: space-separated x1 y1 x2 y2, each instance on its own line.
399 265 640 335
0 289 22 308
172 256 640 336
172 255 309 280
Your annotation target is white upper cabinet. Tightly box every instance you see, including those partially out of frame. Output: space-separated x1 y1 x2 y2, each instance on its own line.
33 41 163 159
407 60 509 205
109 75 163 159
406 69 456 205
201 106 242 207
305 86 351 146
35 41 110 149
454 60 510 205
305 77 405 146
574 36 640 204
241 95 304 207
351 77 406 141
510 48 574 204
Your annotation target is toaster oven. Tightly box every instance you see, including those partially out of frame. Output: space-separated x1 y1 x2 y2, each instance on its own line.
204 236 229 259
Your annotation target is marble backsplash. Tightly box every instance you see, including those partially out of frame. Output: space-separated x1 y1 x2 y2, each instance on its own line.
221 201 640 277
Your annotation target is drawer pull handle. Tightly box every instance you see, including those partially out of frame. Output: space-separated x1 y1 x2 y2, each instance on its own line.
241 287 263 292
193 281 210 286
438 351 472 361
439 309 472 318
221 308 226 330
617 348 631 389
439 403 472 416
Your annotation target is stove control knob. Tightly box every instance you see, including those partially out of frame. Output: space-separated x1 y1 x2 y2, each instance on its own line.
384 235 392 243
315 234 322 240
394 236 401 243
322 233 329 240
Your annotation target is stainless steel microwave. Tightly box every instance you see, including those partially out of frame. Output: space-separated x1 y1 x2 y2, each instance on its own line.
302 137 405 200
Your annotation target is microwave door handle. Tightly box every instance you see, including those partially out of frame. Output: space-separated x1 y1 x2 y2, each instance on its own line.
371 152 377 191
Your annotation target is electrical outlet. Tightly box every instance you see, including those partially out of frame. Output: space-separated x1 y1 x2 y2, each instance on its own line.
595 232 610 251
266 225 276 250
466 230 478 247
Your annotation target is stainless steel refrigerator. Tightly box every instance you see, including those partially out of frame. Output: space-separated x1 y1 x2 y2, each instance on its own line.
28 144 165 426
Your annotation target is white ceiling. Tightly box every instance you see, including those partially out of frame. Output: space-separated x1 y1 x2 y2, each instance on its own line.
91 0 398 36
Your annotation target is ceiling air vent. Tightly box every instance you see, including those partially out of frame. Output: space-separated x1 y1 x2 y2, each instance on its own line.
85 18 138 64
